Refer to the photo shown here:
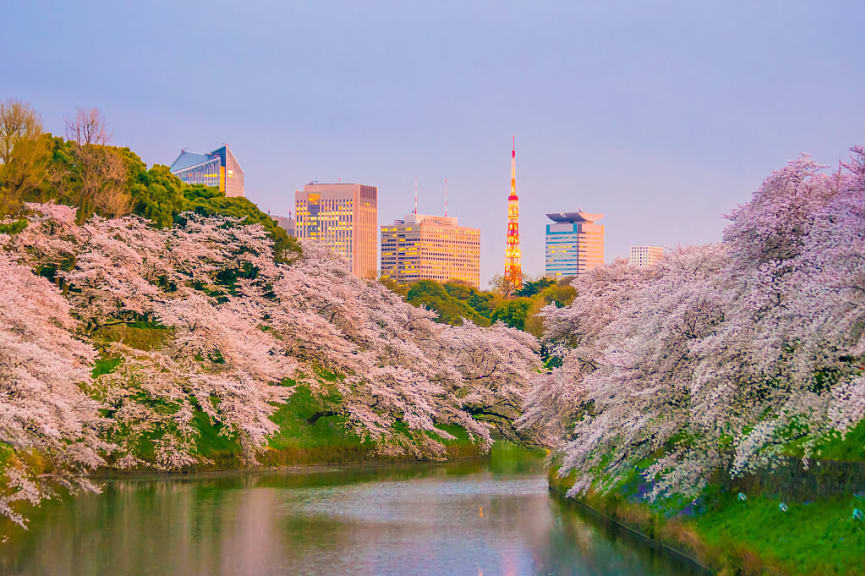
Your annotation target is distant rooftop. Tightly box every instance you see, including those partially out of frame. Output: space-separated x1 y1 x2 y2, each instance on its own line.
305 181 366 186
170 145 240 173
403 212 458 226
170 151 213 172
546 211 603 223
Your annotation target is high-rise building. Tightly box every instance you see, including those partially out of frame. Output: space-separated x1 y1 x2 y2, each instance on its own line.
380 213 480 288
274 215 296 238
630 245 664 268
169 145 244 197
504 138 522 289
544 212 605 278
295 183 378 279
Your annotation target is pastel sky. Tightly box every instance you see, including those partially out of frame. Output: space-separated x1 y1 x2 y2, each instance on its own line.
4 1 864 285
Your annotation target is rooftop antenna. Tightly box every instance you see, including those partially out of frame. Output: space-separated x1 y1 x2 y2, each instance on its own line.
444 178 449 217
413 178 418 215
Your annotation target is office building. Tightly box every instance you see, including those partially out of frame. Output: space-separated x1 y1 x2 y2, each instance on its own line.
630 245 664 268
381 213 480 288
295 183 378 279
169 145 244 197
274 215 295 238
545 211 605 278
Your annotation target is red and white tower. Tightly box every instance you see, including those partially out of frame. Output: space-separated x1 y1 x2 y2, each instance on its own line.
504 137 522 290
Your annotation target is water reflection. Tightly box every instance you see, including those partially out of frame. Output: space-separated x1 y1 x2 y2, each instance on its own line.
0 455 698 575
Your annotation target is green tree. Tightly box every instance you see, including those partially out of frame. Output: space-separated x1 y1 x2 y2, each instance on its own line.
0 99 50 215
123 158 188 228
490 298 532 330
523 281 576 336
515 277 554 297
379 276 409 298
406 280 491 326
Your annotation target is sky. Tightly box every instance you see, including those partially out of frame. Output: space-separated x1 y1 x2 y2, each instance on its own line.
3 1 864 286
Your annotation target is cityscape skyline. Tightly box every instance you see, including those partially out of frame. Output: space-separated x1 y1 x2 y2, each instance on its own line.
4 2 863 286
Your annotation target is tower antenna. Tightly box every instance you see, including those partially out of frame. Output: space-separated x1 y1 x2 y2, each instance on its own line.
414 178 418 215
504 136 522 291
444 178 449 217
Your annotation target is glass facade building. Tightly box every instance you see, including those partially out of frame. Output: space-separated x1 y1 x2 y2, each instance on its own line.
544 212 604 278
169 145 245 197
295 183 378 279
381 213 480 288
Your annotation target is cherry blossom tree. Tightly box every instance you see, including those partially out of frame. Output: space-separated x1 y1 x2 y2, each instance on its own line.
0 241 105 527
523 148 865 500
2 205 541 482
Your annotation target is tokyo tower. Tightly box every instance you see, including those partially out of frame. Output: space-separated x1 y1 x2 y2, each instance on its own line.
504 137 522 290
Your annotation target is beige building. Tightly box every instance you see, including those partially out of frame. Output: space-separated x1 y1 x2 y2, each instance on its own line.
544 212 605 277
295 183 378 279
274 215 295 237
381 213 480 289
630 245 665 268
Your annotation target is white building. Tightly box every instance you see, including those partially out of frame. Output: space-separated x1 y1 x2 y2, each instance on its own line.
629 245 665 268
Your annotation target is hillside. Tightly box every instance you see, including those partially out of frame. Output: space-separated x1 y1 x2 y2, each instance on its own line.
0 203 539 528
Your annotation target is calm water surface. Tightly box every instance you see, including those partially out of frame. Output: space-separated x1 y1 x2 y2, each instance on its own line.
0 451 699 575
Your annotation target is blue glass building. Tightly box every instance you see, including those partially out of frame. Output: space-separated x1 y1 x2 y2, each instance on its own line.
544 212 605 278
169 145 245 197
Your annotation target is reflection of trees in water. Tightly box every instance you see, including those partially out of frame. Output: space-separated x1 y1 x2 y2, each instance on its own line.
1 465 698 575
547 497 696 575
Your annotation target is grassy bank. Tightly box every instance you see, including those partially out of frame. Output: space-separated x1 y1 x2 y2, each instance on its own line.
110 380 490 472
549 465 865 575
86 323 491 472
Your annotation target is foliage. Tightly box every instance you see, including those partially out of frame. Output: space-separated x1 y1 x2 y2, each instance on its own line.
0 205 540 527
550 462 865 576
523 281 576 336
514 277 554 297
695 492 865 575
490 298 532 330
1 101 298 261
0 242 106 528
0 219 27 235
180 185 300 261
0 100 50 215
406 280 492 326
265 384 373 464
398 276 570 335
523 148 865 499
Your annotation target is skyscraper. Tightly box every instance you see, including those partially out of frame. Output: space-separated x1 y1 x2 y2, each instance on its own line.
630 245 664 267
380 213 480 288
295 183 378 279
274 215 296 238
544 212 605 278
504 138 522 289
169 145 244 197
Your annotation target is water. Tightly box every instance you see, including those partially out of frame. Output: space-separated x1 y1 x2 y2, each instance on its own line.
0 451 699 575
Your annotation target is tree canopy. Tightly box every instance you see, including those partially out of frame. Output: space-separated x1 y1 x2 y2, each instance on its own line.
0 102 299 260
